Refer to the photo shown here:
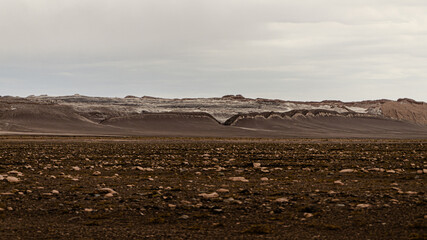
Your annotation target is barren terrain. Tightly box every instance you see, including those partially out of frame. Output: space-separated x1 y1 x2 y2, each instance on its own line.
1 95 427 138
1 137 426 239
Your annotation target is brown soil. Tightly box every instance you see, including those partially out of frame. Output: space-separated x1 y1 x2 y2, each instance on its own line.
0 137 426 239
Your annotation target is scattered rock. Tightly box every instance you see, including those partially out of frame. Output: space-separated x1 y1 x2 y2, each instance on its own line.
229 177 249 182
260 177 269 181
52 190 59 194
8 170 24 176
334 180 344 185
92 171 101 176
84 208 93 212
217 188 230 193
99 187 117 198
105 193 115 198
199 192 219 199
304 213 314 218
179 215 189 219
253 163 261 168
275 197 289 203
135 166 154 171
339 169 355 173
72 166 81 171
405 191 417 195
356 204 371 208
6 176 20 183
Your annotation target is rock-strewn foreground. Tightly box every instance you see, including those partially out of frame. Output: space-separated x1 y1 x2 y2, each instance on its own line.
1 95 427 138
0 137 426 239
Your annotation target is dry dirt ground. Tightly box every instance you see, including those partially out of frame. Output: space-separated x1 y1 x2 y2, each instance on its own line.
0 137 426 239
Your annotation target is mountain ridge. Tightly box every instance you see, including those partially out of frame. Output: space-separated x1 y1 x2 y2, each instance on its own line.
1 95 427 138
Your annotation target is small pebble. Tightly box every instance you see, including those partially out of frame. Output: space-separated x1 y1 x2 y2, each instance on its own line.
275 197 289 203
6 176 20 183
229 177 249 182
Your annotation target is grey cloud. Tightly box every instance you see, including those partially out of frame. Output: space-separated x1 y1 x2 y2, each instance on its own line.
0 0 426 101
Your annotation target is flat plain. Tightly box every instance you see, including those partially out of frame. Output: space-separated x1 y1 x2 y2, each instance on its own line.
0 137 426 239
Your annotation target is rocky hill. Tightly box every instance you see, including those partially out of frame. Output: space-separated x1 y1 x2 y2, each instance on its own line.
0 95 426 138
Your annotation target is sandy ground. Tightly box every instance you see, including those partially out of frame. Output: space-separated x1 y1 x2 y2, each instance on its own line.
0 137 426 239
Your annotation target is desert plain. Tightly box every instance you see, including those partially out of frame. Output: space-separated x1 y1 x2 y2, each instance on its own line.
0 136 426 239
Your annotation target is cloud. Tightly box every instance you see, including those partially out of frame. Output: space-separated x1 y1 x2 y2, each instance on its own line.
0 0 426 101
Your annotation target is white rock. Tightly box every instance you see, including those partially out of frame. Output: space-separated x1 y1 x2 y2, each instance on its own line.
229 177 249 182
6 176 20 183
198 192 219 199
84 208 93 212
339 169 354 173
386 170 396 173
52 190 59 194
275 197 289 203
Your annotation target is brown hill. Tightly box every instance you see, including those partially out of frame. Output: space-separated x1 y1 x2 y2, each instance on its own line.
223 110 427 138
381 99 427 125
1 96 427 138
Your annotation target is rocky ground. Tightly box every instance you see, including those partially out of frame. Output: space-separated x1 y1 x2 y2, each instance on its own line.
0 137 426 239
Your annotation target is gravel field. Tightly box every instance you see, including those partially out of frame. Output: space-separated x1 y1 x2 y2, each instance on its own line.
0 137 426 239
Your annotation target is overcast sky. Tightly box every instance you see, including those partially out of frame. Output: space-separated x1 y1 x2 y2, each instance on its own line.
1 0 426 101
